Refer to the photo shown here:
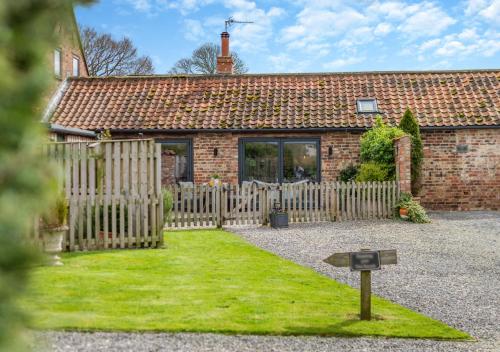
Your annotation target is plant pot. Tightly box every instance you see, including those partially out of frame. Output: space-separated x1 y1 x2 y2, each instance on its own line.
399 207 409 219
209 178 221 187
42 226 68 266
98 231 113 240
270 212 288 229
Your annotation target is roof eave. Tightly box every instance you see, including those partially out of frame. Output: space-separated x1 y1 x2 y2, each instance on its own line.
95 125 500 134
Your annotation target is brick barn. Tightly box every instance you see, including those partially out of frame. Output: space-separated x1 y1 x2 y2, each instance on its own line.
47 33 499 211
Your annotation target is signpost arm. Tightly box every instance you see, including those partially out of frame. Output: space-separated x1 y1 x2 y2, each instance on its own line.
360 270 371 320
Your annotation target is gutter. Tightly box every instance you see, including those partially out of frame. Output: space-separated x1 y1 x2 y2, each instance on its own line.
48 123 96 138
100 127 367 134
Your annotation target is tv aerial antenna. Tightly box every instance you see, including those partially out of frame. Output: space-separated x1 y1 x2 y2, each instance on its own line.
225 16 254 31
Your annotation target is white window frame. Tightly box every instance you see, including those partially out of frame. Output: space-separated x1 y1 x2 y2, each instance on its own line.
356 98 378 113
54 48 62 77
72 56 80 77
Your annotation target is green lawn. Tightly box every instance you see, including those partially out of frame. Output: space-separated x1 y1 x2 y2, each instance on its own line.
22 229 469 339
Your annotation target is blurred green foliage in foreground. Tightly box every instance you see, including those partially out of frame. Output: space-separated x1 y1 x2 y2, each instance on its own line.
0 1 93 350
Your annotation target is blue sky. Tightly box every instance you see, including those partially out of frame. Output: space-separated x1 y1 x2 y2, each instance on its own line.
76 0 500 74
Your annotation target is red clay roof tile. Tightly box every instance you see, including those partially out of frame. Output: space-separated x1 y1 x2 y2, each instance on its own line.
50 70 500 131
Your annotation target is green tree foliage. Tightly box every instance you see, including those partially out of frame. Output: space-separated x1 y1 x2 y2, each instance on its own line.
399 108 424 194
359 116 405 179
356 162 389 182
0 1 92 350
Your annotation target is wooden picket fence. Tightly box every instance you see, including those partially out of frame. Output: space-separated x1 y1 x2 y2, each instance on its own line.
36 139 164 251
166 181 399 228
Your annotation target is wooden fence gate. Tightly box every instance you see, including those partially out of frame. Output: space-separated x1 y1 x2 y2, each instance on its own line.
41 139 164 251
166 181 399 229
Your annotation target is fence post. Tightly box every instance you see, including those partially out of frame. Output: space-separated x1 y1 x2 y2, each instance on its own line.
262 186 269 226
216 185 223 228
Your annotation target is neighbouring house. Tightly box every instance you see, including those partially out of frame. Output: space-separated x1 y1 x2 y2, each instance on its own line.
47 32 499 211
43 6 94 142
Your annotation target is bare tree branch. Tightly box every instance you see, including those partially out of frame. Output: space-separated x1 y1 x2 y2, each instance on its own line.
80 26 155 76
169 42 248 74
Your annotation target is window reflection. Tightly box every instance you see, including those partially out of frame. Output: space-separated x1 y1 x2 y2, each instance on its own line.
160 142 191 184
242 142 279 183
240 139 320 184
283 142 318 182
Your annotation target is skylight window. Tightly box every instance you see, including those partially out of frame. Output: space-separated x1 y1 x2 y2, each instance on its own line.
356 98 378 113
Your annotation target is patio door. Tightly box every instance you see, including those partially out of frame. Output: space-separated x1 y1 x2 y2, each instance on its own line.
238 137 320 184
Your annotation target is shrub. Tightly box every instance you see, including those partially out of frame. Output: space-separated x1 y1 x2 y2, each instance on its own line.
399 108 424 195
360 116 405 179
396 192 430 223
41 193 68 229
339 164 359 182
356 162 390 182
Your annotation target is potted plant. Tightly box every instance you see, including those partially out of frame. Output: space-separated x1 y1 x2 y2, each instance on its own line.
396 192 430 223
209 174 221 187
41 193 68 266
270 201 288 229
397 192 412 219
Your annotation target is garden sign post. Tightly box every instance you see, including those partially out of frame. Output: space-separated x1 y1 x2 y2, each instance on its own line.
323 249 397 320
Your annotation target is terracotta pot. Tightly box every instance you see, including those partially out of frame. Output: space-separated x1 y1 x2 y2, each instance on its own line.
209 178 221 187
399 207 409 219
98 231 113 240
42 226 68 266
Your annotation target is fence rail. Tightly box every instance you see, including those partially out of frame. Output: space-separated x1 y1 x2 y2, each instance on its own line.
166 181 399 229
35 139 164 251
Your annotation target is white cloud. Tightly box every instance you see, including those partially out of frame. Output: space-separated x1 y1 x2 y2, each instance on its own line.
396 2 456 37
323 57 365 70
125 0 151 12
374 22 392 36
221 1 285 52
280 0 458 60
268 53 309 72
223 0 256 11
183 19 206 41
280 6 366 47
417 28 500 58
419 38 441 51
478 0 500 20
267 7 286 18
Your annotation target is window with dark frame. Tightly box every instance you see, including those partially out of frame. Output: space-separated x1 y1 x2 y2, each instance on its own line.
54 48 62 77
356 98 378 113
239 138 320 184
158 140 193 185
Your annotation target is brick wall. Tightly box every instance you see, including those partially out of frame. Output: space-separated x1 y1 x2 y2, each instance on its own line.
113 128 500 210
419 129 500 210
161 149 177 185
114 131 362 184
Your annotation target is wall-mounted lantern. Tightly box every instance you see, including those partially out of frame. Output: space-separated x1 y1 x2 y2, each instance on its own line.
328 145 334 158
213 147 218 157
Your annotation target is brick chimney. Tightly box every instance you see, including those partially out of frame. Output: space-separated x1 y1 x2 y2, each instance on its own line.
216 32 233 74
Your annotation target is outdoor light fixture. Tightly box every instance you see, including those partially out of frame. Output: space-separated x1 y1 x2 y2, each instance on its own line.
213 147 218 157
328 145 333 158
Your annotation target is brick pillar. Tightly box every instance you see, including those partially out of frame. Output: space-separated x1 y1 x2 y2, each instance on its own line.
394 135 412 194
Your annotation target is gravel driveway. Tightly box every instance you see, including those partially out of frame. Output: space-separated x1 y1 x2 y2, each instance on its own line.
39 212 499 352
